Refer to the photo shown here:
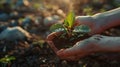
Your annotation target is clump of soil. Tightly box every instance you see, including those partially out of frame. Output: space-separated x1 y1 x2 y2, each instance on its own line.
52 33 90 49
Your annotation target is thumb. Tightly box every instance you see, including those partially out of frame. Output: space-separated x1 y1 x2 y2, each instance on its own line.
75 16 96 35
75 16 95 28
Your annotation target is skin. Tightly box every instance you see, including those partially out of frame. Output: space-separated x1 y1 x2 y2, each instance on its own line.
57 35 120 61
47 7 120 61
76 7 120 35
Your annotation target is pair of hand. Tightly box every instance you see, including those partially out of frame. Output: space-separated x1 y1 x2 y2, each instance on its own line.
56 7 120 61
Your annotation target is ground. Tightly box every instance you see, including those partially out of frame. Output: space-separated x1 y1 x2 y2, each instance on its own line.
0 26 119 67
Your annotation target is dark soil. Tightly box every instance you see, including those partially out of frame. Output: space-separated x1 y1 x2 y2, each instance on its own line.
52 33 90 49
0 26 119 67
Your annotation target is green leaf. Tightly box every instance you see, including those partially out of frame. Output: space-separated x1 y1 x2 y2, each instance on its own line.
33 3 41 9
64 19 69 27
50 23 65 32
73 25 91 33
0 56 16 63
8 56 16 61
64 12 75 28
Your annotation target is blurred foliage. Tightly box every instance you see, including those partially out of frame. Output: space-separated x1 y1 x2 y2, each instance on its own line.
32 40 45 48
73 0 120 15
33 3 41 10
0 0 119 15
0 55 16 63
83 6 94 15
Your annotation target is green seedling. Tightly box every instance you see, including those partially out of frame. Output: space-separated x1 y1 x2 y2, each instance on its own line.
32 40 45 48
0 55 16 63
0 55 16 67
50 11 91 40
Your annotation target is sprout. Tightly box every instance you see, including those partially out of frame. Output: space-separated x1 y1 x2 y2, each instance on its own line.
50 11 91 39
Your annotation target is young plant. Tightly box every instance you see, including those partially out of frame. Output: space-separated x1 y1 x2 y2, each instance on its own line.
50 12 91 40
0 55 16 67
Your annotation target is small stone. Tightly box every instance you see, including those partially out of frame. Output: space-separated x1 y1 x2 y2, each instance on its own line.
22 17 32 27
0 13 9 21
61 60 67 65
43 15 60 26
0 26 31 41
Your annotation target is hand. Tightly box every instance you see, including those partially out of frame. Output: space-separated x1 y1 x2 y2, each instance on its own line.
56 37 96 61
75 7 120 35
56 35 120 61
47 8 120 61
75 16 103 35
75 16 95 28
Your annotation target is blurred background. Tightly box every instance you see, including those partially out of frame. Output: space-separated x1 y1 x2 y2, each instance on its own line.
0 0 120 67
0 0 120 39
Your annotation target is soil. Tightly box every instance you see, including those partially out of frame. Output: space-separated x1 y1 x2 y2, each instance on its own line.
52 33 90 49
0 26 119 67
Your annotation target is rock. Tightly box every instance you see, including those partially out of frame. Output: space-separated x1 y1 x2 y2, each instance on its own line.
15 0 30 7
10 11 22 20
57 9 66 17
5 0 12 4
22 17 31 27
15 0 24 7
43 15 60 26
34 16 42 25
0 13 9 21
0 25 7 33
0 26 31 41
9 20 19 27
